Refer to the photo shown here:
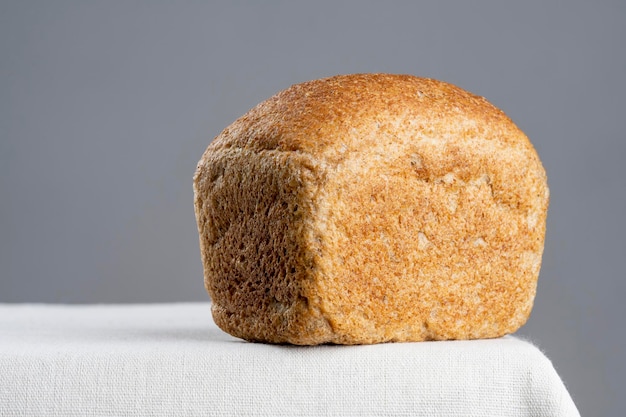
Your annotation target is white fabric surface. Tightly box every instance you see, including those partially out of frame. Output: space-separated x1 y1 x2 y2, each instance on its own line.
0 303 579 417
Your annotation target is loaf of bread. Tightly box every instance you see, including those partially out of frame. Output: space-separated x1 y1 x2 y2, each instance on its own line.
194 73 549 345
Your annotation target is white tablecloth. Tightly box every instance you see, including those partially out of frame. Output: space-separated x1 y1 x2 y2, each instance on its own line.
0 303 579 416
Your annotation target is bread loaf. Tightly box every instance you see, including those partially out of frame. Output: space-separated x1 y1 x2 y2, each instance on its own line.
193 73 549 345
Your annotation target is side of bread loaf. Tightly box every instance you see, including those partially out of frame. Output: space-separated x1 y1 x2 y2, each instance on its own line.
194 146 334 344
194 74 549 345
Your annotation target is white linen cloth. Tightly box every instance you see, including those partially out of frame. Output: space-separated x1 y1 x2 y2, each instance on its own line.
0 303 579 417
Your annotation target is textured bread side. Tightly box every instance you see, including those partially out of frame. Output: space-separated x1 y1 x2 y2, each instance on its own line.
194 74 549 345
314 120 547 344
194 146 333 344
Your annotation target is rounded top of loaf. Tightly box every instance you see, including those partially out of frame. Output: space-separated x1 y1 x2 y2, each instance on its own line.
207 73 534 157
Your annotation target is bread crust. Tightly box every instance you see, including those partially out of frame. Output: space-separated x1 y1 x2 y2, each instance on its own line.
194 74 549 344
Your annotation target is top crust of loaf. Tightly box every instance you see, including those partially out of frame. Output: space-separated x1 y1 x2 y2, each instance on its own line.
194 74 549 345
207 74 533 156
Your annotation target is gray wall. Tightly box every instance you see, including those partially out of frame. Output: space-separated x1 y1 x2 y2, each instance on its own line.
1 1 624 415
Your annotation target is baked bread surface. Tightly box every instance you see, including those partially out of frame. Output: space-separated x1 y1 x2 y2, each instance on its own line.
194 73 549 345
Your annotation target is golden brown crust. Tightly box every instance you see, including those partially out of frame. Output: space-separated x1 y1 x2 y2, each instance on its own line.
194 74 549 345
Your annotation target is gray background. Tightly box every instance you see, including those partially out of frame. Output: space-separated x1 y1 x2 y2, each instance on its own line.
1 1 624 415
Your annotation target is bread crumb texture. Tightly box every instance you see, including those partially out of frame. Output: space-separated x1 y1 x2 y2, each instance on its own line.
194 74 549 345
